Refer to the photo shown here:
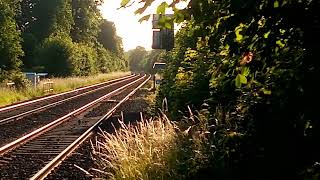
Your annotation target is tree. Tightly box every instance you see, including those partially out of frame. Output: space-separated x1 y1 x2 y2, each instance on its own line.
71 0 102 43
127 46 148 72
36 35 74 76
21 0 73 42
95 44 112 73
36 35 97 77
1 0 128 78
0 0 24 79
18 0 74 70
140 49 164 73
98 20 125 58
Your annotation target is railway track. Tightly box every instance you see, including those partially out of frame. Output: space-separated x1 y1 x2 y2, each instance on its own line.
46 89 151 179
0 75 140 147
0 74 151 179
0 74 135 124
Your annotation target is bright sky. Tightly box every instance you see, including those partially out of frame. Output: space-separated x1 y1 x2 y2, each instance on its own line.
99 0 187 51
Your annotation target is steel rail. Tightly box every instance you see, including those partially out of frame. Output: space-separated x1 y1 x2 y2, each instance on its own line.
0 74 135 113
0 75 147 156
0 75 138 125
30 75 151 180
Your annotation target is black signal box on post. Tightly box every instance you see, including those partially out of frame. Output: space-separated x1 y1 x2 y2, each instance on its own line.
152 14 174 51
152 29 174 50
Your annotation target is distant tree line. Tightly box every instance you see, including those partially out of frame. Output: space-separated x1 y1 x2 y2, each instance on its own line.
127 46 164 73
0 0 127 84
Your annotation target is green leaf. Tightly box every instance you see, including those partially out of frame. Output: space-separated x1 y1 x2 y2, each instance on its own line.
121 0 130 7
138 15 151 23
235 74 247 88
241 67 250 77
235 74 241 88
164 22 172 29
276 40 285 48
134 2 151 15
274 1 279 8
235 31 243 42
262 88 272 95
174 10 185 23
235 23 245 43
264 31 271 38
239 74 247 84
220 44 229 56
158 16 173 29
157 2 169 14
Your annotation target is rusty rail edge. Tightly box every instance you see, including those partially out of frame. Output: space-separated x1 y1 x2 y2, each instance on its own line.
0 75 138 125
0 74 135 112
0 75 146 156
30 75 151 180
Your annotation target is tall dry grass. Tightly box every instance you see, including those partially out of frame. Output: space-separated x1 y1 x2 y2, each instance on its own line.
92 106 217 180
93 114 182 180
0 72 130 107
47 72 130 93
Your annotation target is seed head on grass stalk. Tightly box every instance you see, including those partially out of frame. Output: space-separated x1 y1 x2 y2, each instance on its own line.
93 113 179 179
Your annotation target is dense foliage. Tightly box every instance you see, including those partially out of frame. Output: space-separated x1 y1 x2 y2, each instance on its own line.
71 0 102 43
124 0 320 179
36 35 99 76
140 49 164 74
98 20 125 59
127 46 164 73
0 0 31 88
127 46 148 72
0 0 127 82
0 0 24 82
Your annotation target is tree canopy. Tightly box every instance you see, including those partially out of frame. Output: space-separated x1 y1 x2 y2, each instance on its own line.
98 20 125 58
127 46 148 72
0 0 128 80
0 0 23 76
71 0 102 43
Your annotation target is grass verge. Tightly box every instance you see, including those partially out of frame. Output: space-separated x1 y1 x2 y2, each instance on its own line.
0 71 130 107
93 109 214 180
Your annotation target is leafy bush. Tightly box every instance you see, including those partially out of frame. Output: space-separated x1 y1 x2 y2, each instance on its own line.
70 42 98 76
0 69 30 89
36 35 99 76
152 0 320 179
0 0 23 80
36 35 74 76
95 44 112 73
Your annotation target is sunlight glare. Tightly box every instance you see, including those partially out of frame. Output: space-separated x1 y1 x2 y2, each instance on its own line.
99 0 188 51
